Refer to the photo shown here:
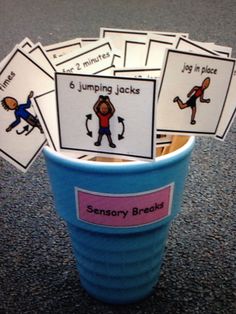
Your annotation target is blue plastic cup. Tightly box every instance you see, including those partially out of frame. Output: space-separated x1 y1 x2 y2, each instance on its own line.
43 136 195 304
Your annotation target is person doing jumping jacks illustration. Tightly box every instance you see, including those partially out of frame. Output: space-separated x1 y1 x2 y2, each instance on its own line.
173 77 211 125
93 95 116 148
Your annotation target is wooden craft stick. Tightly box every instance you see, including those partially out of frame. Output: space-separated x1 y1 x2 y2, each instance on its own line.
94 156 124 162
168 135 189 153
78 137 189 161
78 155 96 161
161 144 171 156
161 135 189 155
77 155 124 162
156 147 163 157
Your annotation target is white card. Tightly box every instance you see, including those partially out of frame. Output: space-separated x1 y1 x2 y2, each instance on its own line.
54 40 116 75
216 68 236 140
45 38 82 61
32 90 58 151
28 43 55 78
175 37 218 56
124 40 147 67
156 49 235 136
100 27 149 49
213 44 232 58
155 32 189 38
100 28 150 67
191 40 215 51
80 38 99 47
56 73 157 160
114 67 161 80
32 90 90 159
0 48 54 171
18 37 34 52
156 134 172 146
114 68 167 146
145 34 176 68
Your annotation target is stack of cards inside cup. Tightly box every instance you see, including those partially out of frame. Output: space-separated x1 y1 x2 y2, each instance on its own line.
0 27 235 172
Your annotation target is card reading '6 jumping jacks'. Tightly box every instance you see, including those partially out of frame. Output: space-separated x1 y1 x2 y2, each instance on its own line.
156 49 235 136
0 48 54 171
56 73 157 160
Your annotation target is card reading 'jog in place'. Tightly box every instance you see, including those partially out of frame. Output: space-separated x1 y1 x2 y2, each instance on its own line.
156 50 235 135
56 73 156 160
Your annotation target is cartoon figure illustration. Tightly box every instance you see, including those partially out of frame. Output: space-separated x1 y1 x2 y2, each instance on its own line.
93 95 116 148
1 91 43 134
173 77 211 125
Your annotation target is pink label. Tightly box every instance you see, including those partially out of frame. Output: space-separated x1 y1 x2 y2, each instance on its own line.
75 184 174 227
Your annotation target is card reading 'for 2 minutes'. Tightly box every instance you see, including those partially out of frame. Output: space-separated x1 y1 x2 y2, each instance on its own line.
56 73 157 160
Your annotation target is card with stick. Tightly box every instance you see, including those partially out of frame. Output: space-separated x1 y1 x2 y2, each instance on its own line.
145 34 176 68
191 40 215 51
114 67 165 147
156 49 235 135
155 31 189 38
215 69 236 140
32 90 58 151
114 67 161 80
100 28 188 60
0 48 54 171
56 73 156 160
18 37 34 53
174 37 218 56
80 38 99 47
54 40 116 75
100 28 150 67
213 44 232 58
45 38 82 62
28 43 55 78
174 38 234 71
32 90 85 158
100 28 149 50
123 40 147 67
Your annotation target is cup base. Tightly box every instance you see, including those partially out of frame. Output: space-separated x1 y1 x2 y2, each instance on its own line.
67 222 167 304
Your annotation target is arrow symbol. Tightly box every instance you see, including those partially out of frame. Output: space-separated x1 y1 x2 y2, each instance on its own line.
85 114 93 137
25 126 35 136
16 125 29 135
118 116 125 140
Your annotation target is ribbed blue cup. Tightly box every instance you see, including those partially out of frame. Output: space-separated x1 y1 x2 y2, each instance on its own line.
43 136 195 304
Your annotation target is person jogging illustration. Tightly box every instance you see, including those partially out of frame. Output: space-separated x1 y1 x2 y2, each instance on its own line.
2 91 43 134
173 77 211 125
93 95 116 148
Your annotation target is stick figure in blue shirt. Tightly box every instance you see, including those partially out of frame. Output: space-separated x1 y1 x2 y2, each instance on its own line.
1 91 43 133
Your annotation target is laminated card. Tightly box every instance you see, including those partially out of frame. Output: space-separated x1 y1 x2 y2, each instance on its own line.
56 73 157 160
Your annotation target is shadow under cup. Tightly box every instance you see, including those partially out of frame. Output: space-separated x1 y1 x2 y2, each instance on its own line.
43 136 195 304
